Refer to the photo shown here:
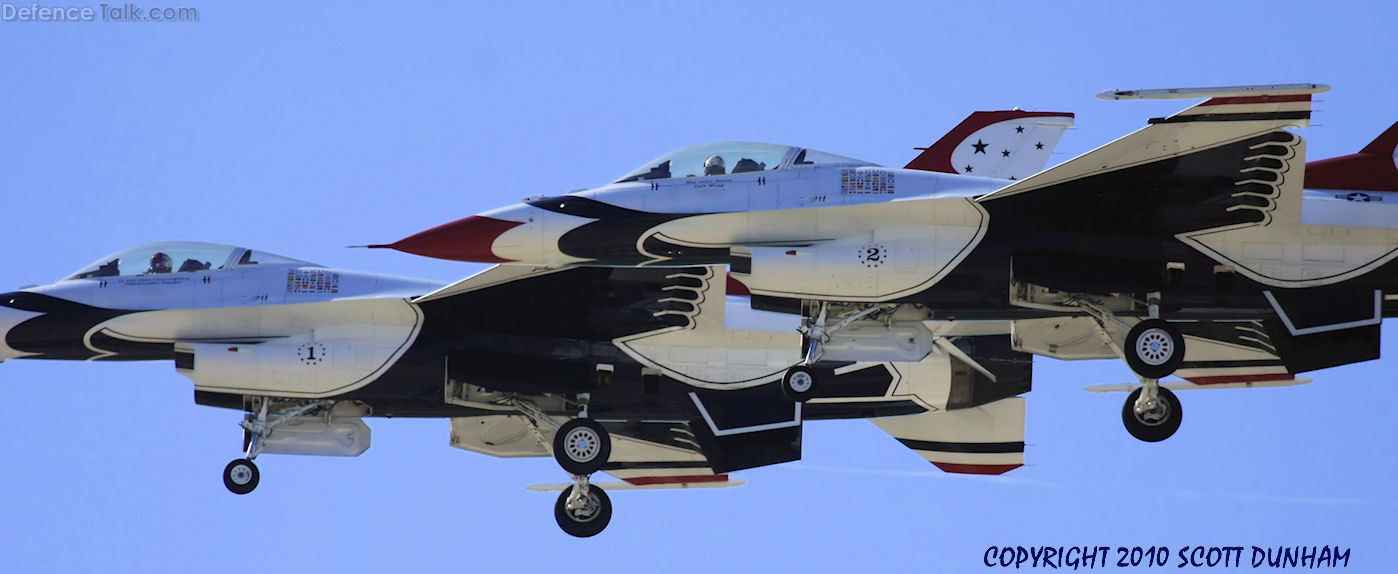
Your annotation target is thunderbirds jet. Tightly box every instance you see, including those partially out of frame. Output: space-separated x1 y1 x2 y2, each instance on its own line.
378 84 1398 445
0 241 1036 537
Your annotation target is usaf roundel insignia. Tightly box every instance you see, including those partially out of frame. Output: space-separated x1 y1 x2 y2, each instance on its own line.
858 244 887 268
297 342 328 365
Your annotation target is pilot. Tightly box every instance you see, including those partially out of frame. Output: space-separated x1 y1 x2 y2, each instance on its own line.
703 155 726 176
145 252 173 274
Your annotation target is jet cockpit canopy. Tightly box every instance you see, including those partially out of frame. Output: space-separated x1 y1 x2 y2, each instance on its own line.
612 141 875 183
65 241 318 280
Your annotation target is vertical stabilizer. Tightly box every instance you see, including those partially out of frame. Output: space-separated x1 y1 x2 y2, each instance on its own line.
905 110 1074 181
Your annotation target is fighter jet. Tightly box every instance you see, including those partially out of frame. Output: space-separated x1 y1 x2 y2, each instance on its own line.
376 84 1398 444
0 241 1034 537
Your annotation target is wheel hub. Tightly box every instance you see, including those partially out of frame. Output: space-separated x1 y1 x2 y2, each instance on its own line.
788 371 813 393
229 465 253 485
1136 328 1174 366
567 492 600 522
1134 397 1171 426
564 428 601 463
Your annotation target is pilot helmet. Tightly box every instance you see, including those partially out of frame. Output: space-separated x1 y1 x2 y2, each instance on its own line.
703 155 726 176
148 252 172 274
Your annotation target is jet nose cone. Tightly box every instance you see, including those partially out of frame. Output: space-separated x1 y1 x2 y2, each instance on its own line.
371 215 524 263
0 299 41 360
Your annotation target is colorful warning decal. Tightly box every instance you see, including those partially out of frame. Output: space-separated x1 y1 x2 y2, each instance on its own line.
287 270 340 294
840 169 895 195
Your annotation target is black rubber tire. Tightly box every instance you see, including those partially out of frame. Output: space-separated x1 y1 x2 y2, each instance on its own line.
223 458 259 495
781 366 818 402
1122 387 1183 442
552 418 611 476
1124 319 1186 379
554 485 612 538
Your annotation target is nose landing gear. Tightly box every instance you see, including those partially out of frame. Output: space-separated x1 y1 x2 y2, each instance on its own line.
221 398 327 495
223 458 259 495
1122 384 1183 442
554 478 613 538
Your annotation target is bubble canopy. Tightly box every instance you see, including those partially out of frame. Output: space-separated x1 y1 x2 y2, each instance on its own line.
613 141 874 183
64 241 317 280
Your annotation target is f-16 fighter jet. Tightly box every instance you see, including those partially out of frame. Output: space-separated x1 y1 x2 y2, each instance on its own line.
0 241 1035 536
377 84 1398 445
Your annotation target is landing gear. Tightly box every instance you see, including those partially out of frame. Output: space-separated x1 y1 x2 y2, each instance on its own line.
551 419 614 537
1062 292 1189 441
1124 319 1185 380
222 398 328 495
1122 385 1182 442
781 366 818 402
554 481 613 538
552 418 612 476
223 458 259 495
513 395 618 536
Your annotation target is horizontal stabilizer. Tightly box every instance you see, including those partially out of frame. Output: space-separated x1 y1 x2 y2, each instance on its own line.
872 396 1025 475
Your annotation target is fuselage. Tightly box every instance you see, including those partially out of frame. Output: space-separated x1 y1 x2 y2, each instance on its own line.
381 145 1398 322
0 241 443 362
1 241 1014 424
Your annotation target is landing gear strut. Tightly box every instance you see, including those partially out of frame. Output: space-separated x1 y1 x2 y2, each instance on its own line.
222 399 326 495
1122 385 1183 442
1074 292 1188 441
788 302 896 402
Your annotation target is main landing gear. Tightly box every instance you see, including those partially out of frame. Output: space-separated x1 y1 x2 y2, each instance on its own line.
1124 319 1186 380
519 397 615 537
1081 294 1187 442
222 399 326 495
553 418 611 476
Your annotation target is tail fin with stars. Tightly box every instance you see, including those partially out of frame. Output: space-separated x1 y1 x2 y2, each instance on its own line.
904 110 1074 181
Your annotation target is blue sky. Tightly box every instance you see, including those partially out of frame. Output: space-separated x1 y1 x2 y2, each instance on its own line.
1 2 1396 572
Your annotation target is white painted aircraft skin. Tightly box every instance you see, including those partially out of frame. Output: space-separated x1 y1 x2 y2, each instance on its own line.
0 241 444 362
482 166 1007 267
